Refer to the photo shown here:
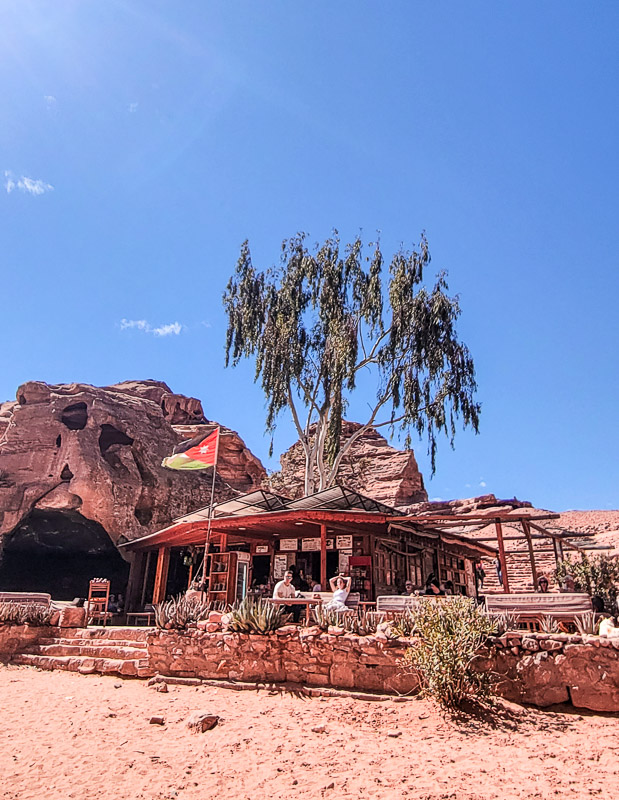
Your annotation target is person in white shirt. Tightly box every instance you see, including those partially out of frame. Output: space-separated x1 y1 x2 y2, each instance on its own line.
273 570 301 622
324 575 352 612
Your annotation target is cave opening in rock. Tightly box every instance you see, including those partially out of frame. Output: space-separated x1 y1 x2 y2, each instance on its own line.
0 510 129 600
61 402 88 430
99 424 134 454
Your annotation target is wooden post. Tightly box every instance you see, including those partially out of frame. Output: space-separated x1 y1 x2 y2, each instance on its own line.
124 552 144 613
521 519 538 590
220 533 228 553
152 547 170 605
140 550 153 608
320 523 327 591
494 519 510 594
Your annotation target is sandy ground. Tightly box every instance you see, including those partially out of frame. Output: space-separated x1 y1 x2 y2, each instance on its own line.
1 666 618 800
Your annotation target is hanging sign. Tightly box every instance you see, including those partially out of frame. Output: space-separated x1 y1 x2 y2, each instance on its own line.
336 535 353 549
302 537 335 551
279 539 298 552
255 545 269 555
273 554 288 579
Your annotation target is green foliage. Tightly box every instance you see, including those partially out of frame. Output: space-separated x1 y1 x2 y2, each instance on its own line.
313 606 379 636
224 231 480 492
555 554 619 611
154 594 219 631
227 597 285 634
401 596 496 709
0 602 53 626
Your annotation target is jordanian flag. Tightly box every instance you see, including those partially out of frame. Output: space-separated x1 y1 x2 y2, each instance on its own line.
162 428 219 470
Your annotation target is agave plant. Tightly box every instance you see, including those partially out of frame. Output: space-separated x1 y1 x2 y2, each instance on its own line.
154 594 218 630
490 611 521 635
574 611 598 635
391 608 418 638
539 614 560 633
227 597 285 634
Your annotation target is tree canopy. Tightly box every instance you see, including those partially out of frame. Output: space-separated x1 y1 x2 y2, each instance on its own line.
224 231 480 496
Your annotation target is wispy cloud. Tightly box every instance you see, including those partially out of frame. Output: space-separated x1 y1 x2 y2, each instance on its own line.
5 171 54 196
479 479 487 488
128 102 138 113
44 95 57 109
120 319 184 337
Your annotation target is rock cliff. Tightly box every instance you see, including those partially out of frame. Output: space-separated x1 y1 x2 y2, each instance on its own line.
267 421 427 507
0 380 266 547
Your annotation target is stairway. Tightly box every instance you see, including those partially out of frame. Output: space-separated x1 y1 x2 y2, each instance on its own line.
11 626 154 678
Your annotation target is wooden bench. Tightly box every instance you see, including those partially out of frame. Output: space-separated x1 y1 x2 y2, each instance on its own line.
0 592 52 608
485 593 592 629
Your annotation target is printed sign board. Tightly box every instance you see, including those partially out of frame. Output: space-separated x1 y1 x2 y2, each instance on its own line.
336 535 353 549
279 539 298 552
301 537 335 551
255 545 269 555
273 554 288 579
338 549 353 573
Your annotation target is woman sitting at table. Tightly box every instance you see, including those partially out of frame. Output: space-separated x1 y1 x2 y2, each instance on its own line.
324 575 352 612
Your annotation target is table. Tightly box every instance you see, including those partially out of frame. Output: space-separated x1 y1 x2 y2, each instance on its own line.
270 597 321 624
126 611 155 627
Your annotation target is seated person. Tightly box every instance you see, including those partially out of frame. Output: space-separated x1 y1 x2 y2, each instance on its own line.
324 575 352 612
116 593 125 613
424 575 442 595
560 573 576 592
273 570 301 622
403 580 415 596
537 576 550 593
310 578 322 592
107 594 119 613
443 580 455 596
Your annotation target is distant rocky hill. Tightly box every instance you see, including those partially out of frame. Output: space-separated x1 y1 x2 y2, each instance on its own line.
266 420 428 507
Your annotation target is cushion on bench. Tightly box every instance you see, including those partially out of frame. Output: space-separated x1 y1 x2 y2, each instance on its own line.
485 593 592 618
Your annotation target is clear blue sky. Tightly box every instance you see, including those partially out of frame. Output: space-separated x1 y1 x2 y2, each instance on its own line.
2 1 618 511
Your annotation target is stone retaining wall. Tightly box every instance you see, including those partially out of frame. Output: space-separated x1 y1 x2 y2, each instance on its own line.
147 626 619 713
3 623 618 712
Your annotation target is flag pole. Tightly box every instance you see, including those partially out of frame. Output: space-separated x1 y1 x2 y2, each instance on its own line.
200 426 221 593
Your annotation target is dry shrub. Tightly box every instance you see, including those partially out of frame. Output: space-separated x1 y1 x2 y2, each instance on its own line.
0 602 53 626
401 596 495 709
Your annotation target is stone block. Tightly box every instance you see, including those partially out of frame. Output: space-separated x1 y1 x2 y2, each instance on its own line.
58 607 87 628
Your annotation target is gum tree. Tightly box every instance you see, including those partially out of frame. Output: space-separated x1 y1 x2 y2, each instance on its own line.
224 231 480 496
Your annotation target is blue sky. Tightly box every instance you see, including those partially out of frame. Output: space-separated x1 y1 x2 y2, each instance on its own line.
2 1 618 511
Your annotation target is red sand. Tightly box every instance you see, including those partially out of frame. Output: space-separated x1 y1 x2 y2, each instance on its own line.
1 665 617 800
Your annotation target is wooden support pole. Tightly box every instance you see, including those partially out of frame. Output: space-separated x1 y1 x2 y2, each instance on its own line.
320 523 327 591
140 550 153 608
152 547 170 605
521 519 539 590
494 519 510 594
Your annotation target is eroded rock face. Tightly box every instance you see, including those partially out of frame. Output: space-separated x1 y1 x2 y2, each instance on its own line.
267 421 427 507
0 380 267 547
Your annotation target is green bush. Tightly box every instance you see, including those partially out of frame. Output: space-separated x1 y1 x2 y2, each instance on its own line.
401 596 496 709
0 602 53 626
154 594 220 630
227 596 285 634
555 554 619 612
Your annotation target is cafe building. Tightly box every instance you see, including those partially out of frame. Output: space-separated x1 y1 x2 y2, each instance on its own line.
121 486 495 610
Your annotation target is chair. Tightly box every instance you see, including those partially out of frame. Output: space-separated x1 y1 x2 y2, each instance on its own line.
87 579 111 626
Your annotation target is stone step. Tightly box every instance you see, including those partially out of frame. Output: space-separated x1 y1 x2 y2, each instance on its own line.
11 653 148 677
25 643 148 659
36 637 148 650
49 626 152 642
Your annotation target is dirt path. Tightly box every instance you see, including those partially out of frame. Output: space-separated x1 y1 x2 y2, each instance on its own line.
1 665 617 800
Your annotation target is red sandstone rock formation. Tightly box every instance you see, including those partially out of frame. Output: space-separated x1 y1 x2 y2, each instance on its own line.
267 421 427 507
0 380 266 546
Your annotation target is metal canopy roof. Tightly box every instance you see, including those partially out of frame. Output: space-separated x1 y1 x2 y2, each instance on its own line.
285 485 396 515
170 489 291 525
